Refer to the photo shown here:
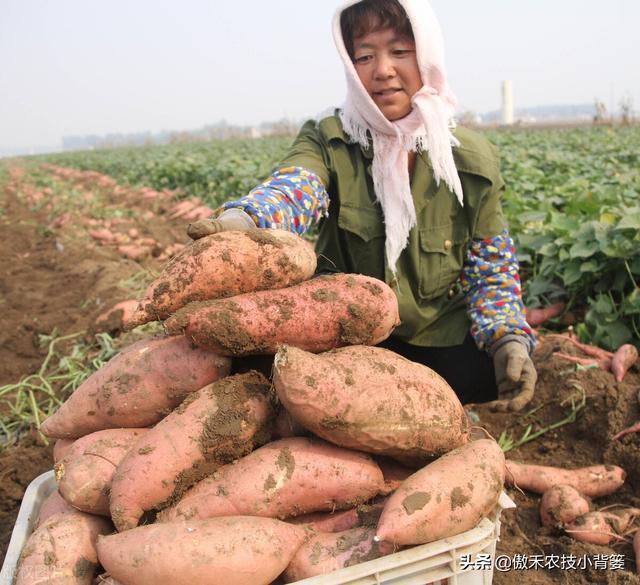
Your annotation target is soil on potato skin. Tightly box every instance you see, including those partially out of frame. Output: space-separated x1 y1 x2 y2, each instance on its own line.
1 161 640 585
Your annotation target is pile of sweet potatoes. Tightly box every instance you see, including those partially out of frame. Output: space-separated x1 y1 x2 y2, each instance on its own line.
16 231 510 584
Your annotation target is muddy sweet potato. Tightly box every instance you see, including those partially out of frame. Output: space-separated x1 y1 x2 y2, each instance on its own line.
15 512 112 585
539 484 590 528
611 343 638 382
165 273 400 355
55 429 148 516
97 516 306 585
375 439 505 545
506 461 626 497
40 336 231 439
128 230 317 327
53 438 76 463
564 511 619 545
273 345 469 462
159 437 384 523
109 371 273 531
283 527 395 582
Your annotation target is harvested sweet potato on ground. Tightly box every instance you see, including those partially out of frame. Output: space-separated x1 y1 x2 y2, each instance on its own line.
128 230 317 327
165 273 400 355
539 484 590 528
97 516 306 585
15 512 112 585
56 429 148 515
376 439 505 545
525 302 566 327
41 336 231 439
283 527 395 582
506 461 626 497
93 300 139 333
159 437 384 523
611 343 638 382
273 345 468 462
564 511 619 545
110 371 273 531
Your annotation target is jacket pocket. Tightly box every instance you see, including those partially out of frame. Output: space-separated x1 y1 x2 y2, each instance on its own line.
337 203 385 277
418 225 468 300
337 202 385 241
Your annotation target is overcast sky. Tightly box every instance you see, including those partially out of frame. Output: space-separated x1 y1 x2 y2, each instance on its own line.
1 0 638 154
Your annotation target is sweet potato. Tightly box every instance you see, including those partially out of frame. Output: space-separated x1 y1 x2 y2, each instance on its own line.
40 335 231 439
539 485 590 528
53 438 75 463
273 406 308 439
35 490 78 528
611 344 638 382
525 302 566 327
283 527 395 582
93 300 139 333
15 512 112 585
128 230 317 327
55 429 148 515
506 461 626 497
273 345 469 462
159 437 384 523
288 509 360 533
96 516 306 585
165 273 400 355
375 439 505 545
564 511 619 545
109 371 273 531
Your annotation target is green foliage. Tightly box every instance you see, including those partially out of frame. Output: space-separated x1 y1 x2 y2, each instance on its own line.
35 125 640 350
486 126 640 350
37 138 291 208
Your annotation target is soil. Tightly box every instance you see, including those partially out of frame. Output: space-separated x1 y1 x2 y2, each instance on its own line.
1 160 639 584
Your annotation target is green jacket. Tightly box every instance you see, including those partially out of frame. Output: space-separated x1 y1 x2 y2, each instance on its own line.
277 113 507 347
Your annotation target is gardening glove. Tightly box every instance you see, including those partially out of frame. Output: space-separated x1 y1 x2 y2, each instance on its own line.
187 208 255 240
488 336 537 413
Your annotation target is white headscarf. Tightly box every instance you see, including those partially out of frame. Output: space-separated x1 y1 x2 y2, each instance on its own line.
332 0 463 275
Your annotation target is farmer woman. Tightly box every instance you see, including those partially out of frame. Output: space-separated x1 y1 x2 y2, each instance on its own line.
188 0 537 410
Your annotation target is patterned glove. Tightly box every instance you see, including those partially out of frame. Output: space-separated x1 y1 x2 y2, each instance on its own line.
489 336 537 412
187 208 255 240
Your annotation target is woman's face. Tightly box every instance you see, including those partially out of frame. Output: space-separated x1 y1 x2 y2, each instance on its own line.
352 28 422 121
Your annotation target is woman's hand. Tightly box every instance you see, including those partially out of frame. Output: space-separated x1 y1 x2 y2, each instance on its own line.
187 208 255 240
489 338 537 412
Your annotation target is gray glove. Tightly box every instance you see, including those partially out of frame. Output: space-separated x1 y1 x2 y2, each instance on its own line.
488 336 537 412
187 208 255 240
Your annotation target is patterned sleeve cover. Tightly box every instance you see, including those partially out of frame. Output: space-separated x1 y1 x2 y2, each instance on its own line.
213 166 328 235
460 229 536 353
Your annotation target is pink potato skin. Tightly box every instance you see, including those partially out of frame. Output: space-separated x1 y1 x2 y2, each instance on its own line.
164 273 400 356
15 512 112 585
565 511 616 545
611 344 638 382
53 438 75 463
55 429 148 515
128 230 317 327
506 461 626 497
40 335 231 439
109 371 273 531
376 439 506 546
96 516 306 585
159 437 384 523
35 490 79 528
283 527 395 582
539 484 590 528
273 345 469 462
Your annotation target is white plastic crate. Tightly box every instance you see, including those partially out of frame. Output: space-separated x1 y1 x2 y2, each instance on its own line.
0 470 514 585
